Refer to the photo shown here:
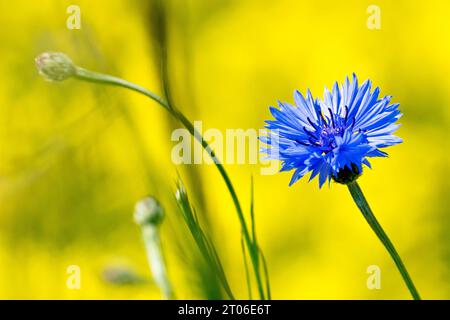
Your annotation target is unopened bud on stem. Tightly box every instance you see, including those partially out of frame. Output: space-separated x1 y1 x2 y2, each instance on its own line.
35 52 76 82
134 197 164 226
134 197 173 299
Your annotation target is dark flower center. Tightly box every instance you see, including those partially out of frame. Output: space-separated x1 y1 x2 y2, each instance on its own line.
318 126 342 150
301 106 356 154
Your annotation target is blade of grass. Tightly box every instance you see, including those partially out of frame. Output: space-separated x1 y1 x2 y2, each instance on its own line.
250 176 256 244
175 179 235 299
259 247 271 300
248 176 271 300
241 233 253 300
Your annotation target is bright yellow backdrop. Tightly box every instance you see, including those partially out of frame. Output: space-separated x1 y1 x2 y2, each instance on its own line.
0 0 449 299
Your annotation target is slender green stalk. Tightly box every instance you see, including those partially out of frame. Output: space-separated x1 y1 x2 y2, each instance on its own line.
141 225 173 299
75 67 169 110
74 66 267 299
134 197 173 300
241 233 253 299
347 181 421 300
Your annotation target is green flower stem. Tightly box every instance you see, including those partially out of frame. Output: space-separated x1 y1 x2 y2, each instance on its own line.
347 181 421 300
75 67 169 110
141 224 173 300
74 67 266 300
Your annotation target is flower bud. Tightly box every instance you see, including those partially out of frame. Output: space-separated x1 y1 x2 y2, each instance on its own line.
332 163 361 185
35 52 76 82
134 197 164 226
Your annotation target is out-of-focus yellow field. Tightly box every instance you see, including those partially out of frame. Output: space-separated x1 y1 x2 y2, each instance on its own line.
0 0 449 299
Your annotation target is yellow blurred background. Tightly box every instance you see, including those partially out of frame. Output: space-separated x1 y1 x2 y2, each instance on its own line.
0 0 449 299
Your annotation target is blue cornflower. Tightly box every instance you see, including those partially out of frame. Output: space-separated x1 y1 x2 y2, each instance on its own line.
260 74 402 188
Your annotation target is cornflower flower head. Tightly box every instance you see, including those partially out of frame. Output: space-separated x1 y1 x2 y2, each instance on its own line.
261 74 402 188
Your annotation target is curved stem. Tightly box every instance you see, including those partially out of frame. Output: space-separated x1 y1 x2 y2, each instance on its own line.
347 181 421 300
74 67 266 299
75 67 169 110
